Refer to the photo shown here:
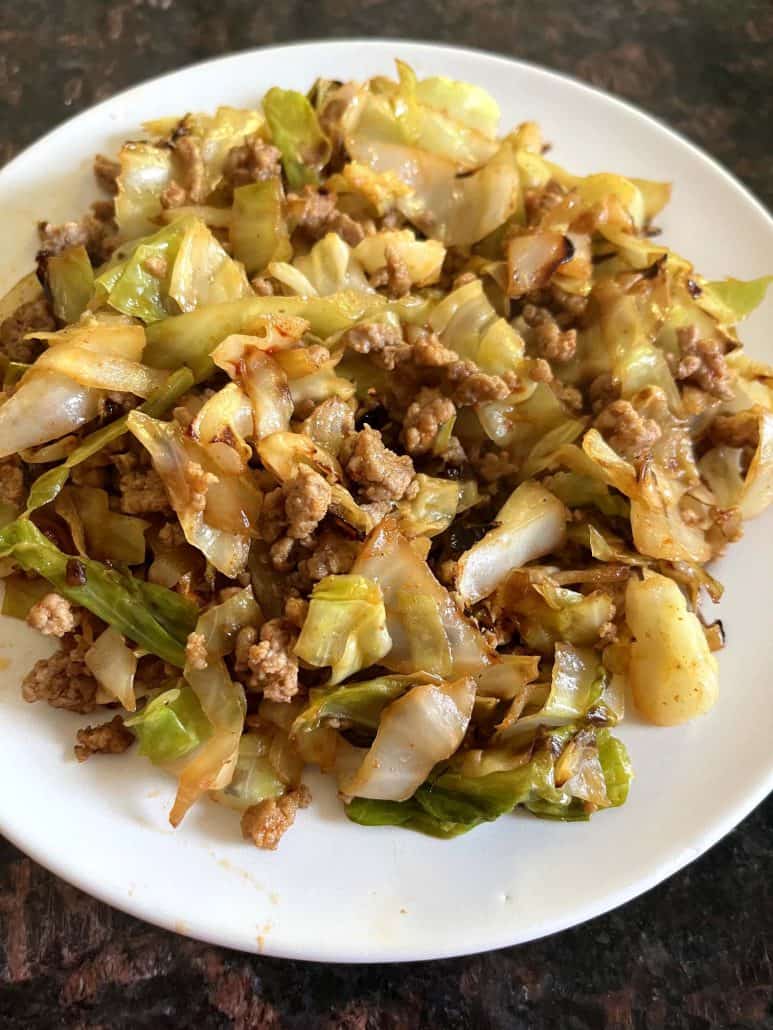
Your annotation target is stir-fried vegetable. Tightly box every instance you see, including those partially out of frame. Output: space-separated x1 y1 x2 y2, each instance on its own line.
294 574 391 684
0 519 196 666
3 58 771 849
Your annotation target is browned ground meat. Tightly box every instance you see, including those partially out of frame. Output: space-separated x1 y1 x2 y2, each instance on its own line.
709 410 760 449
243 618 300 702
173 134 206 204
369 245 411 298
184 461 217 513
595 399 662 462
0 456 26 509
410 329 458 367
530 358 554 382
283 596 309 629
185 631 209 670
21 633 98 713
222 138 281 188
403 388 456 456
299 530 361 581
0 297 55 362
74 715 134 762
341 427 415 503
26 594 77 637
446 361 519 407
38 204 117 264
250 275 275 296
93 153 120 194
478 449 517 482
258 487 288 544
286 187 365 246
671 326 734 400
240 785 311 850
284 466 332 542
160 180 188 209
340 322 410 370
588 372 621 414
523 304 578 363
115 453 173 515
550 380 584 412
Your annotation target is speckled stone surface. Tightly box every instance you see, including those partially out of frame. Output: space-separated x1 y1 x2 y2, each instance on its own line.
0 2 772 1026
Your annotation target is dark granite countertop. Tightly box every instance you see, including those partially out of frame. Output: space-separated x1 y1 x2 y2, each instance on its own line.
1 2 771 1026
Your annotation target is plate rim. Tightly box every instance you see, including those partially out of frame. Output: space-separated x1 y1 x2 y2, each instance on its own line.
0 37 771 963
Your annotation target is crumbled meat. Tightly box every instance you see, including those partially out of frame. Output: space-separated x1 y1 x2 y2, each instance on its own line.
0 297 55 362
595 399 662 463
116 454 172 515
74 716 134 762
441 436 468 467
550 283 589 321
93 154 120 194
21 634 98 713
284 466 332 541
244 618 299 702
342 427 415 503
173 134 206 204
158 521 186 547
302 396 356 444
38 204 117 264
0 456 25 509
551 381 584 412
403 388 456 456
369 245 412 298
446 361 519 407
284 596 309 629
222 138 281 188
671 326 734 400
185 631 208 670
259 486 288 544
410 329 458 367
299 530 360 581
530 358 554 382
287 187 365 246
27 593 77 638
184 460 218 512
270 535 298 572
160 180 188 209
240 785 311 850
589 372 621 414
523 304 577 362
709 410 759 449
710 505 743 551
250 275 275 296
478 449 517 482
340 322 410 370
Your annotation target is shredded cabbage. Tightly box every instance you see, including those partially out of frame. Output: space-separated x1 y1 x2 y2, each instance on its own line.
4 60 771 845
294 574 391 685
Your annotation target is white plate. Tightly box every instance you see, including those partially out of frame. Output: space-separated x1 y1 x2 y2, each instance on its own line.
1 40 771 963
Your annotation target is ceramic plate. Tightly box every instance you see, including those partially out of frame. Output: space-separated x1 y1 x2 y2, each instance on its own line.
0 40 771 962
